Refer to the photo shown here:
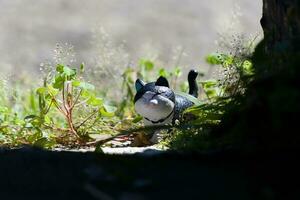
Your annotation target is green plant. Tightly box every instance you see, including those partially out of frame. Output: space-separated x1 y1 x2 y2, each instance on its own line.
28 64 116 143
0 79 47 147
0 33 258 151
164 37 256 150
204 53 254 97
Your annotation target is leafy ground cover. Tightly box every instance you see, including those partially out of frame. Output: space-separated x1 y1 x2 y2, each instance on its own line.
0 36 257 151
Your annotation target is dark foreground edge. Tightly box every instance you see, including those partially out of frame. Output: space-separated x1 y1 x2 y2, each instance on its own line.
0 147 299 200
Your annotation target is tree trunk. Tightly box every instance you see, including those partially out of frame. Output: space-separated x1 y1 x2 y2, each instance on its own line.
262 0 300 49
255 0 300 74
218 0 300 151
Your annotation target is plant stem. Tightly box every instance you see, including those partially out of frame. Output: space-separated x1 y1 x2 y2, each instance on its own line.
44 101 53 115
71 89 82 109
66 110 80 138
76 109 98 129
62 82 68 112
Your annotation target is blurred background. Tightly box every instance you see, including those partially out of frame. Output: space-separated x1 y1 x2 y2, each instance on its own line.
0 0 262 80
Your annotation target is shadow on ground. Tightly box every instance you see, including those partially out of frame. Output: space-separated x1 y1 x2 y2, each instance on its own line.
0 147 298 200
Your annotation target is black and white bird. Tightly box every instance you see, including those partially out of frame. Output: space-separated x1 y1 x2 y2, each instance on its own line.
134 70 199 142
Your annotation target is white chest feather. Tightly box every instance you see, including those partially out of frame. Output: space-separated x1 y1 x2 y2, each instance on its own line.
135 91 175 125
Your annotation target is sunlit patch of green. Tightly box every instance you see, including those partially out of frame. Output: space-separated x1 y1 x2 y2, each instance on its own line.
0 34 258 151
0 63 119 148
32 63 118 143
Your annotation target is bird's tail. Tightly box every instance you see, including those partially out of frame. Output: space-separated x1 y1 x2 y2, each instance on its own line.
188 70 199 98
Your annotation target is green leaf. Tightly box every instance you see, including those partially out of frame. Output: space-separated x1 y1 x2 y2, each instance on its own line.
206 53 234 67
56 64 77 80
14 118 25 126
99 104 117 117
53 75 65 89
223 56 234 67
139 59 154 71
65 67 76 77
0 106 9 113
205 89 217 98
56 64 64 73
206 53 224 65
72 80 80 87
72 81 95 91
144 60 154 71
158 68 170 78
200 80 220 99
104 104 117 113
242 60 254 75
36 87 47 95
80 63 85 73
29 90 37 112
34 137 55 149
27 131 43 143
201 80 218 89
81 90 93 98
81 90 103 106
47 85 59 96
44 115 52 124
174 67 182 77
132 115 143 123
87 96 103 106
